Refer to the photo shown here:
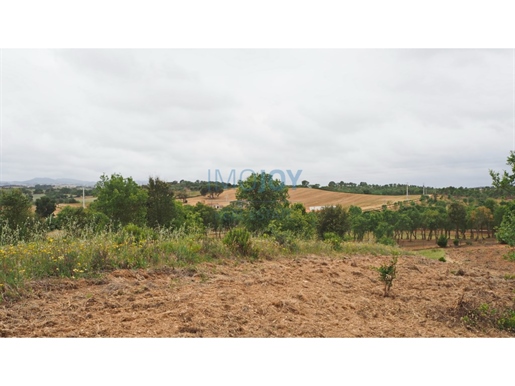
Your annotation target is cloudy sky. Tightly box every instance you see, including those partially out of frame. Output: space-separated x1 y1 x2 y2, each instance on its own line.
1 49 513 187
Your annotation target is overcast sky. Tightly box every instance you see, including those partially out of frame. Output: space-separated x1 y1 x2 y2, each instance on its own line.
1 49 513 187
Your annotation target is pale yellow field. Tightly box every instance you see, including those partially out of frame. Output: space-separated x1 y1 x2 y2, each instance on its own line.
51 197 96 214
186 188 412 211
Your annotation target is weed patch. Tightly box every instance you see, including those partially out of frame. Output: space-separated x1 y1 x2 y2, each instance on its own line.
418 249 446 261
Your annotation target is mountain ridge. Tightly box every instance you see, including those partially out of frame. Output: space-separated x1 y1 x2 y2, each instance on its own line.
0 178 97 187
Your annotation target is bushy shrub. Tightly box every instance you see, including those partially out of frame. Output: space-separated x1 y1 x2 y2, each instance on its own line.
375 256 398 297
223 227 252 256
498 310 515 331
496 211 515 246
117 223 158 244
437 234 448 248
272 230 299 253
317 205 350 239
323 232 342 251
0 216 48 245
264 220 300 252
453 238 460 246
55 207 110 237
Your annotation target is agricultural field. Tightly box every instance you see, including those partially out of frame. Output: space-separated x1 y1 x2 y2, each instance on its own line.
1 240 513 337
52 196 96 214
187 188 410 211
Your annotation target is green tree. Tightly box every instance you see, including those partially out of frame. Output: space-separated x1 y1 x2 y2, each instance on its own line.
219 205 244 231
494 202 512 233
182 206 206 234
55 206 109 236
91 173 148 226
200 182 224 199
35 196 57 218
496 209 515 245
483 198 498 215
470 206 494 240
490 151 515 196
267 203 317 239
192 202 220 231
394 213 413 240
0 189 33 229
176 190 189 203
351 213 369 242
448 201 467 240
146 177 177 228
422 209 441 240
316 204 350 239
489 153 515 243
236 172 289 231
374 221 394 240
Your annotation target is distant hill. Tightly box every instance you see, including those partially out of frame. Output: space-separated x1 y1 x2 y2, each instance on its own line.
0 178 97 187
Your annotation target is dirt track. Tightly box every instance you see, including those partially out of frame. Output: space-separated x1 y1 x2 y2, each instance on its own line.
1 243 514 337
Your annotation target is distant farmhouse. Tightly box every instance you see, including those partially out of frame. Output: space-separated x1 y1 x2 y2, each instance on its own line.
308 205 336 212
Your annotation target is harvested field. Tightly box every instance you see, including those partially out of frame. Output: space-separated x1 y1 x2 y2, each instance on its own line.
187 188 409 211
1 243 514 337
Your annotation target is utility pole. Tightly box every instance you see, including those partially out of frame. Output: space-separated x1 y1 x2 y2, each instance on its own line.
82 186 85 208
406 183 409 199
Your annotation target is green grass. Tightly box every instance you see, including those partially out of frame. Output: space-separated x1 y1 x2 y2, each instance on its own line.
417 248 446 260
461 303 515 333
0 228 409 302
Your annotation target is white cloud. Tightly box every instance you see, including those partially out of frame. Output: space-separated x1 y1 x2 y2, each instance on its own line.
1 49 513 187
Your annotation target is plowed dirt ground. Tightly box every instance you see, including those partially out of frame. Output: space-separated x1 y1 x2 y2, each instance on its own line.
2 242 514 337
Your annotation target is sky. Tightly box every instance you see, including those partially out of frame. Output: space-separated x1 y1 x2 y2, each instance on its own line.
1 48 513 188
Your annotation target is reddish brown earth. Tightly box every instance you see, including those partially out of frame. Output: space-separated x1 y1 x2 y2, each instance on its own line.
1 243 514 337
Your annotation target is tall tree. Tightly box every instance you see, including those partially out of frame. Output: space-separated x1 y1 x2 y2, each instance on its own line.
35 196 57 218
0 189 33 229
490 152 515 244
470 206 494 240
146 177 177 228
316 204 350 239
91 173 148 226
447 202 467 239
236 172 289 231
490 151 515 196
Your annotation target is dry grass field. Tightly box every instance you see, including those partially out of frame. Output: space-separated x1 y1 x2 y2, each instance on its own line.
187 188 410 211
50 197 96 214
1 242 513 337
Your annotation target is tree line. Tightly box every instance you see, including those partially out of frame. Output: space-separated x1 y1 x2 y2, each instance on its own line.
2 151 515 248
311 181 505 199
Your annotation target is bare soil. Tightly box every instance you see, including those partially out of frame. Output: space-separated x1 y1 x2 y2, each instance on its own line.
1 243 514 337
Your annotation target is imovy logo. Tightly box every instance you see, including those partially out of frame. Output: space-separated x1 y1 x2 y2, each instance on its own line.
207 169 303 192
